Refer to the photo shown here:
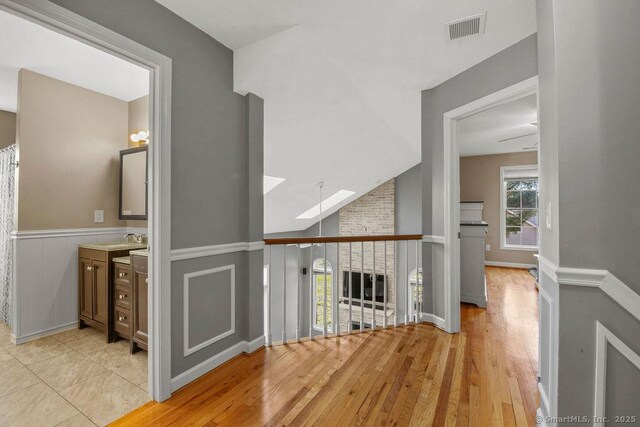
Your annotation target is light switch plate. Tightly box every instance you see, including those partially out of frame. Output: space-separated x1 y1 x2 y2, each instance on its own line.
485 244 491 251
94 210 104 223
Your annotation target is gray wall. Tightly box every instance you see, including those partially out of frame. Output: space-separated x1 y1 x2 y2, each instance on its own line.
537 0 640 419
421 34 538 318
395 163 421 235
48 0 264 379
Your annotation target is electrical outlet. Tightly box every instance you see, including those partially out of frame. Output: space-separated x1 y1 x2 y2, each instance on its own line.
485 244 491 251
94 210 104 223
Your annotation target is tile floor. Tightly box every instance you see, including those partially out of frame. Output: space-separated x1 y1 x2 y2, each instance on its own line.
0 323 149 427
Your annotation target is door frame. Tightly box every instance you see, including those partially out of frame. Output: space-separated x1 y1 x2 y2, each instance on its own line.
442 76 538 333
0 0 173 401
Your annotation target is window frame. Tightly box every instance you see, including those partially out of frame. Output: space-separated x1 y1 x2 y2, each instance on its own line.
499 165 540 251
312 258 333 333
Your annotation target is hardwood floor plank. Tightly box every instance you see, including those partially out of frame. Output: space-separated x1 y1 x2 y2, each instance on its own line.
111 267 539 427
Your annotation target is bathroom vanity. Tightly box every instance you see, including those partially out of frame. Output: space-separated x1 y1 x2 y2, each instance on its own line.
111 249 148 352
78 242 146 342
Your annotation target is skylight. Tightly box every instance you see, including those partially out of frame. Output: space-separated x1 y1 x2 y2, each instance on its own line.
296 190 355 219
264 175 285 195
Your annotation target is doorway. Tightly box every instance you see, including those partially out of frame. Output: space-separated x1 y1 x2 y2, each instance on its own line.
0 0 172 410
442 76 539 332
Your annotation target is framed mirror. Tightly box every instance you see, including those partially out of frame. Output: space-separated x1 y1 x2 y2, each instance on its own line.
119 146 148 220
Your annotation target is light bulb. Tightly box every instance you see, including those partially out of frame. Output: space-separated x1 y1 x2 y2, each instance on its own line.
138 131 148 141
130 133 140 143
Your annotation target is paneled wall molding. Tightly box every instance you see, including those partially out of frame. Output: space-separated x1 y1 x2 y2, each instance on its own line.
171 241 264 261
537 255 640 322
12 228 136 344
183 264 235 356
422 235 445 244
594 322 640 425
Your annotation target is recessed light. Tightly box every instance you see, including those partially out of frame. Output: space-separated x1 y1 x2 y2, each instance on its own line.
264 176 285 195
296 190 355 219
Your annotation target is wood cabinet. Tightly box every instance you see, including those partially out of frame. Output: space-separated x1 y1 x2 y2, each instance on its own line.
131 253 148 352
113 262 132 341
78 247 135 342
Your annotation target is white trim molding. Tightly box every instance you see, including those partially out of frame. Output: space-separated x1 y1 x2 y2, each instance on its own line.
594 322 640 426
485 261 536 269
171 336 265 392
183 265 236 356
11 226 149 240
554 265 640 323
421 313 446 330
12 227 128 240
422 235 445 244
442 75 539 334
11 321 77 345
171 241 264 261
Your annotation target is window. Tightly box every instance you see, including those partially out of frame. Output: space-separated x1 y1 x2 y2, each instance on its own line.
500 165 539 250
408 268 423 318
312 258 333 332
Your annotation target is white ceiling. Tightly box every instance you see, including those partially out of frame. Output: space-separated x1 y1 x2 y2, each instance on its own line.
458 93 538 156
155 0 537 234
0 11 149 113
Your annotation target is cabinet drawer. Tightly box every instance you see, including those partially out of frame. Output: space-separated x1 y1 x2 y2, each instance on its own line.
114 263 130 285
114 307 130 337
78 248 106 263
114 284 131 310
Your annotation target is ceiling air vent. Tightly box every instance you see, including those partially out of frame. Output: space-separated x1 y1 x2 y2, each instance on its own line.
447 13 486 40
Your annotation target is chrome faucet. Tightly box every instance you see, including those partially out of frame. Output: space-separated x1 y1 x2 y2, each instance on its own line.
124 233 147 244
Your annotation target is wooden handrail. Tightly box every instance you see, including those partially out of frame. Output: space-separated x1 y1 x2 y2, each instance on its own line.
264 234 423 245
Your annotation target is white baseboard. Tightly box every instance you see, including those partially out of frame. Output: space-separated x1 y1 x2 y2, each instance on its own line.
460 293 487 308
485 261 536 269
246 335 265 353
171 337 265 392
421 313 446 330
12 321 78 345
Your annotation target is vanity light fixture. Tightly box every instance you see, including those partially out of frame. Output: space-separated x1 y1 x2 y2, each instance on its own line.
130 130 150 144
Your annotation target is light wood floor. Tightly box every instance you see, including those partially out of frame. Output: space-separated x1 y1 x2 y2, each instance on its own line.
112 266 539 426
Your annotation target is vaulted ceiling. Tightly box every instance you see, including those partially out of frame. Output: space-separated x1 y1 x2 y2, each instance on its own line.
156 0 537 233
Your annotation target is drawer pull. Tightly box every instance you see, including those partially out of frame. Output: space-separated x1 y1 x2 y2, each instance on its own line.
118 293 127 299
87 266 93 271
119 272 127 278
119 315 127 322
145 278 148 284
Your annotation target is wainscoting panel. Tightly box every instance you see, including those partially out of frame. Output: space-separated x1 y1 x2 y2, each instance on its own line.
12 228 132 343
595 322 640 425
538 255 640 420
183 265 235 356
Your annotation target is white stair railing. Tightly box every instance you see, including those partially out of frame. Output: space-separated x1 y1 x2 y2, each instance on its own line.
264 234 424 345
